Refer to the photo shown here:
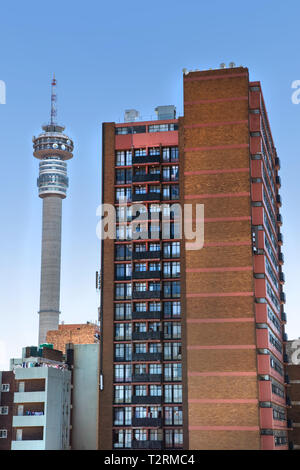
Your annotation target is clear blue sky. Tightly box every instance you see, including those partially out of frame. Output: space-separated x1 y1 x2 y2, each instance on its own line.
1 0 300 369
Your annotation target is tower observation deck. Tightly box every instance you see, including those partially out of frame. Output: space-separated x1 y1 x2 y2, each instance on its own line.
33 75 74 345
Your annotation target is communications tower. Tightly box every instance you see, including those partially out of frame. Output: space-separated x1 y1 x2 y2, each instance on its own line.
33 75 74 345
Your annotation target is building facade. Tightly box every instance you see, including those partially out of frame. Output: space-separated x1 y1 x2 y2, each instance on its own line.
98 66 289 450
9 347 71 450
46 322 100 355
0 371 14 450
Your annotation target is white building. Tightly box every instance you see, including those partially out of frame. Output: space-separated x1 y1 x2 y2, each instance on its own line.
10 355 71 450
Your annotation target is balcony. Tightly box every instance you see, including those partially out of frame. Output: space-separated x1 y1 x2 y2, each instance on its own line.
12 414 45 428
276 176 281 188
132 395 162 405
132 373 162 383
278 252 284 265
279 272 285 283
132 331 163 341
133 251 161 260
275 157 281 170
277 214 283 226
276 194 282 206
133 174 161 183
14 392 46 403
132 290 161 300
278 233 283 245
132 417 162 427
132 192 161 202
132 310 162 320
133 155 161 165
132 440 163 449
280 292 286 304
281 311 287 323
11 440 45 450
115 275 132 281
132 271 161 280
132 352 162 362
283 332 288 342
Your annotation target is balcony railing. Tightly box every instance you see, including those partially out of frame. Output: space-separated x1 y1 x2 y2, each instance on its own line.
132 271 161 280
132 193 161 202
132 417 162 427
132 395 162 405
132 373 162 383
132 331 163 341
133 174 161 183
133 155 161 165
133 251 161 260
132 352 162 362
132 290 161 300
132 310 162 320
132 440 163 449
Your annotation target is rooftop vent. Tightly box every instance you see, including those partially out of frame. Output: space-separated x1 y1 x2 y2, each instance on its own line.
155 105 176 120
124 109 140 123
229 62 236 68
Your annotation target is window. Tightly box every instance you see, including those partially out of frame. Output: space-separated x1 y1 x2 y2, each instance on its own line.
162 147 179 161
164 406 183 426
134 343 147 354
149 302 161 312
135 243 146 253
113 429 132 448
0 407 8 415
134 323 147 333
114 385 132 404
116 168 132 184
150 385 162 396
162 184 179 201
135 407 147 418
115 264 132 279
1 384 9 392
149 282 161 292
163 281 180 298
115 343 132 362
149 243 160 252
115 244 132 261
135 302 147 312
164 322 181 339
115 283 132 300
116 187 132 202
134 148 146 157
149 364 162 375
163 262 180 278
114 364 132 383
163 363 182 381
135 385 147 396
164 342 182 360
114 323 132 341
164 384 182 403
162 166 179 181
134 429 147 441
116 150 132 166
149 124 178 133
114 407 132 426
134 282 146 292
149 147 160 155
164 301 181 318
163 242 180 258
115 303 132 320
0 430 7 439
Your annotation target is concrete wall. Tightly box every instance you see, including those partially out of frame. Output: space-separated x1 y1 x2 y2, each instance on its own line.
72 343 99 450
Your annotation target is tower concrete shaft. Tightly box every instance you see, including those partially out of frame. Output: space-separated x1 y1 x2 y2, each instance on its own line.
38 196 62 345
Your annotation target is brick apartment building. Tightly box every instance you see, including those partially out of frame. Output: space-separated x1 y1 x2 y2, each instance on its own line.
46 322 100 355
98 65 289 450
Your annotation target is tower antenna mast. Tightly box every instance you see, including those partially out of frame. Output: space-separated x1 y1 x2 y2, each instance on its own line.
50 73 57 125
